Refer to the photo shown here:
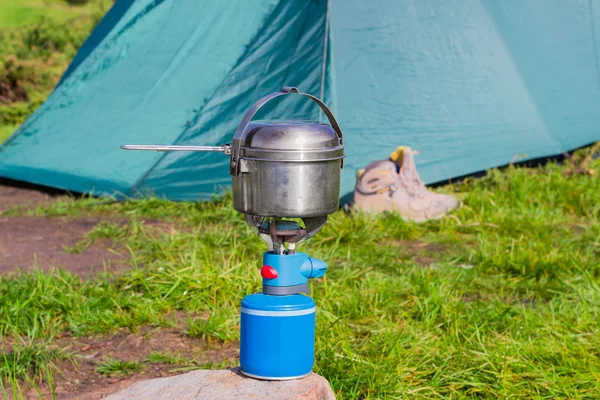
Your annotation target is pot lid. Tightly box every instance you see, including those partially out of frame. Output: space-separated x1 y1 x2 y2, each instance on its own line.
240 120 345 162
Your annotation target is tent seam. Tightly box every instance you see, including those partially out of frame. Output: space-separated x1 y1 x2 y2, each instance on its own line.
274 1 312 118
589 0 600 91
319 0 331 122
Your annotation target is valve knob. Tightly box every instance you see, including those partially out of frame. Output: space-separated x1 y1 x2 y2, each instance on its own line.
261 265 278 279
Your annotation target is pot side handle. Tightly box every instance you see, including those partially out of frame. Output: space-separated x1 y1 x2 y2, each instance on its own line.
120 144 231 154
229 86 343 175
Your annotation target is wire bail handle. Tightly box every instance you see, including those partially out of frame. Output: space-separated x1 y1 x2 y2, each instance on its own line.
229 86 343 175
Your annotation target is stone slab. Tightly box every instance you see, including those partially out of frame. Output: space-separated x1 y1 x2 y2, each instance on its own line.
104 368 336 400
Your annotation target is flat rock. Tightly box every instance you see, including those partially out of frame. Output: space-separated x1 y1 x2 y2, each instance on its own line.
104 368 335 400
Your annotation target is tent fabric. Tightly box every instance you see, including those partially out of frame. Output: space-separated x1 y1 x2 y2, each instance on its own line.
1 0 600 201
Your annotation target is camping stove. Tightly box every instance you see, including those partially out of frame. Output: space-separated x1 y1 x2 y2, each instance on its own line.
121 86 344 380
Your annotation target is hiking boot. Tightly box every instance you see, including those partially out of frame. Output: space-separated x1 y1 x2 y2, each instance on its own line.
353 147 459 221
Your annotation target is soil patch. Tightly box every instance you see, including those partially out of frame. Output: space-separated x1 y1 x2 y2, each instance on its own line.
0 216 128 276
0 180 188 276
389 239 449 266
0 183 64 213
18 327 239 399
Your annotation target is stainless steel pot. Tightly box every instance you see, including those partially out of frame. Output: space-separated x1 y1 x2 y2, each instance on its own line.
122 86 345 218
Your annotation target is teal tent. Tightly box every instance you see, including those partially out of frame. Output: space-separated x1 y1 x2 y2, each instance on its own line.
1 0 600 201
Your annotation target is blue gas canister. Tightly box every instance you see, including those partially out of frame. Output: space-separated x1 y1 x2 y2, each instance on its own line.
240 294 316 380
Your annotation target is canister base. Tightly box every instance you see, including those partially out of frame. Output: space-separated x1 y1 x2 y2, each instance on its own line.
240 369 312 381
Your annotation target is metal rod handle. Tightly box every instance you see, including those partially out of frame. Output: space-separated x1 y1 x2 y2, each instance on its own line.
120 144 230 154
229 86 343 175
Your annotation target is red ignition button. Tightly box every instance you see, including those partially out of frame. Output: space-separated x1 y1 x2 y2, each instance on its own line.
261 266 278 279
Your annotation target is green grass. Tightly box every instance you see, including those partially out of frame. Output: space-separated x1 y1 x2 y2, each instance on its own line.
0 123 18 143
96 358 140 377
0 151 599 398
0 338 65 399
187 314 237 342
0 340 65 383
0 0 111 29
0 0 77 28
147 351 189 366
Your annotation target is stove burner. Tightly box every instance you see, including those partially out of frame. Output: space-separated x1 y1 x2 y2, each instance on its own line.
245 215 327 255
258 220 306 251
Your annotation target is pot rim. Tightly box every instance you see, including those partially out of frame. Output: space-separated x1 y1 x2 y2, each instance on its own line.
241 146 345 162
